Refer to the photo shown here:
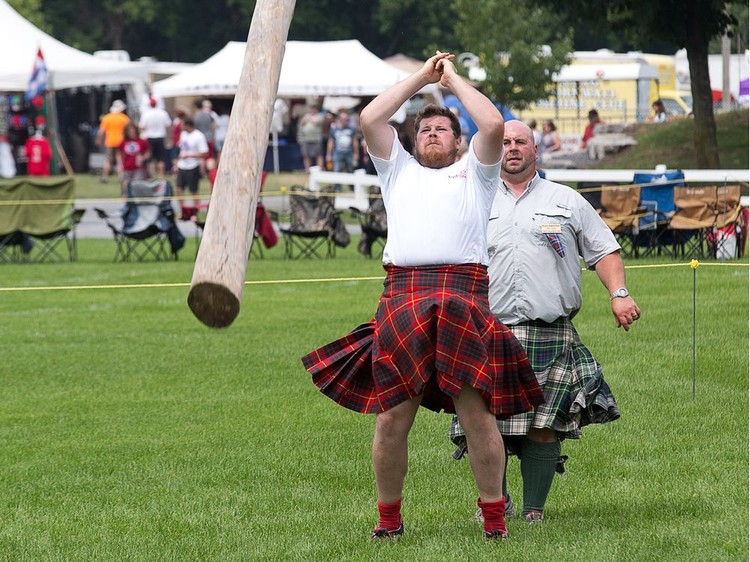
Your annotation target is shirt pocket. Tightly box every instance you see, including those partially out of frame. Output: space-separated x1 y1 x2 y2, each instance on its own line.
532 207 572 257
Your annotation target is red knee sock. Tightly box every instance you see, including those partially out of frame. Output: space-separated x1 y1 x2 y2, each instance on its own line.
477 497 506 534
376 498 402 531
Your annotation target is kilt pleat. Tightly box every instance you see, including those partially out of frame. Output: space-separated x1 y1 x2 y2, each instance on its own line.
302 264 543 416
302 322 380 413
496 317 621 439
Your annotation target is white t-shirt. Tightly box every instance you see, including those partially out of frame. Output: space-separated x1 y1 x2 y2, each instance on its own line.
371 127 501 266
139 107 172 139
177 129 208 170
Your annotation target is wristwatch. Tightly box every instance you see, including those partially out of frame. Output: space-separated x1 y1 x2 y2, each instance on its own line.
609 287 630 301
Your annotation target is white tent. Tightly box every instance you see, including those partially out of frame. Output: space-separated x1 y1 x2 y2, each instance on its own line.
0 0 146 91
152 40 438 98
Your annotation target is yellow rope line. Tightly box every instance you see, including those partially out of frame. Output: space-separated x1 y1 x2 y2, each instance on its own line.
0 263 745 293
624 261 747 269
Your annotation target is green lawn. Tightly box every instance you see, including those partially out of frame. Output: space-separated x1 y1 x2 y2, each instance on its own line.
0 241 747 561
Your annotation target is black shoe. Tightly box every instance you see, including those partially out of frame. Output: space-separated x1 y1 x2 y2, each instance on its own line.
484 528 508 540
371 521 404 539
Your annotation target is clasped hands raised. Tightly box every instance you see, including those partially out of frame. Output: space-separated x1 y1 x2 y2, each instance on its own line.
421 50 458 87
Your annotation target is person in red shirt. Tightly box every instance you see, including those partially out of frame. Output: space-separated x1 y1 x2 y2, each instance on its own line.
579 109 603 149
117 123 150 197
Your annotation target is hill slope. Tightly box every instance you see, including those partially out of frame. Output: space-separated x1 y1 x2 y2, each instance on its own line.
596 109 749 170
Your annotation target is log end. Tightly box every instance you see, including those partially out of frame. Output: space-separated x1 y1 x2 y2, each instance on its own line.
188 282 241 328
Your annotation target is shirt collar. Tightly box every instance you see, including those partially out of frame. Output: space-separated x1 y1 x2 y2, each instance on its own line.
501 172 541 196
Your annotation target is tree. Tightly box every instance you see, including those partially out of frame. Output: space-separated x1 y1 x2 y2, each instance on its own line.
452 0 573 111
543 0 745 168
372 0 459 58
7 0 46 29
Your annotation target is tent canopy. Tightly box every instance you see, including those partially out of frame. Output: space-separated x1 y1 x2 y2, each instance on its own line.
0 0 146 91
152 40 439 99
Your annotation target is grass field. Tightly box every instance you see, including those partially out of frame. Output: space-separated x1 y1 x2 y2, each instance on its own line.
0 239 747 561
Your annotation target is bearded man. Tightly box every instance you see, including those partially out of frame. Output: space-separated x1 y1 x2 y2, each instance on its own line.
302 52 543 541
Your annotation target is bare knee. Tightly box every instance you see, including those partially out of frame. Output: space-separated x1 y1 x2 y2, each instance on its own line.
375 396 421 442
454 386 494 432
376 410 409 442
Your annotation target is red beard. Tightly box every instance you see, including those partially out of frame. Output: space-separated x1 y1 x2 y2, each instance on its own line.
416 144 457 169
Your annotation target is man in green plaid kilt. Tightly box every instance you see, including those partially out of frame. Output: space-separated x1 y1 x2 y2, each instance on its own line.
451 120 642 524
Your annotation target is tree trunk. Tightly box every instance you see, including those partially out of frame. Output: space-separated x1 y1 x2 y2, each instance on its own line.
686 28 720 167
107 9 125 50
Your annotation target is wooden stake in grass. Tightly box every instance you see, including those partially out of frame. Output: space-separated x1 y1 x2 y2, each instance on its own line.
187 0 296 328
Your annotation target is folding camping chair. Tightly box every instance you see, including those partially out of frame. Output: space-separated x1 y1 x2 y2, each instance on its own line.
578 182 604 214
350 187 387 259
0 231 30 263
0 175 79 263
632 170 683 258
273 186 345 259
669 186 717 258
706 185 744 259
95 179 184 262
669 185 744 259
186 203 273 259
600 185 642 258
26 207 86 263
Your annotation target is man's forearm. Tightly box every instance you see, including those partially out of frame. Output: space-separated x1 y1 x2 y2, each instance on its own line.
445 75 501 135
594 252 627 292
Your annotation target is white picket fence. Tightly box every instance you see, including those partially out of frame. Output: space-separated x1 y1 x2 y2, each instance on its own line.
306 166 380 211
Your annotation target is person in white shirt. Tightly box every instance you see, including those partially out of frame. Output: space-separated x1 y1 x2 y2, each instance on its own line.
302 51 543 541
172 118 208 207
138 97 172 177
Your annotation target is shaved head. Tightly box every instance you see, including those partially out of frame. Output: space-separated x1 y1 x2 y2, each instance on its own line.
501 120 538 183
504 120 534 142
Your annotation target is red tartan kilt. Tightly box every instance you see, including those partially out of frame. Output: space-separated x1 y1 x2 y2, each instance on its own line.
302 264 543 416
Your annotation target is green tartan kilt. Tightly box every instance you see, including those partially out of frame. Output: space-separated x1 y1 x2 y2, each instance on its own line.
450 317 620 450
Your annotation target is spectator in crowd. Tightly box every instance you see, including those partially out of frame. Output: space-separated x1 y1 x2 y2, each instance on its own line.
542 120 561 153
170 106 188 164
173 117 208 207
138 96 172 178
96 99 130 183
117 123 150 198
193 99 217 158
650 99 667 123
296 104 324 173
214 109 230 155
580 109 602 149
326 109 360 174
